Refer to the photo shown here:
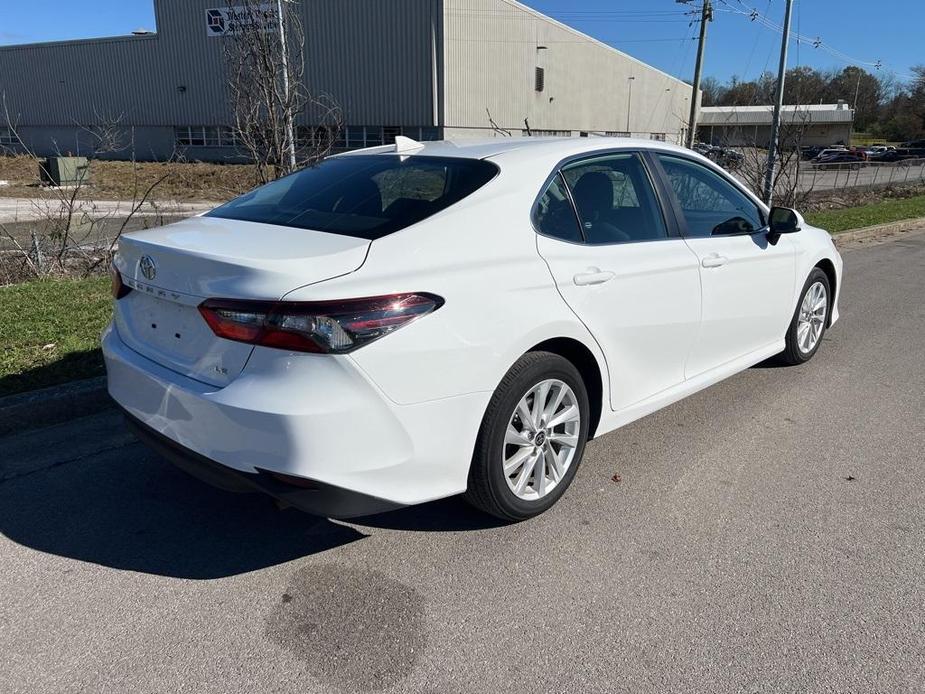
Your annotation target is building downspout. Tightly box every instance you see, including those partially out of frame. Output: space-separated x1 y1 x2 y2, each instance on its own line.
431 0 445 135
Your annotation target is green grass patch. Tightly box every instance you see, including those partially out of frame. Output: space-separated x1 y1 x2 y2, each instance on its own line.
805 194 925 233
0 277 112 397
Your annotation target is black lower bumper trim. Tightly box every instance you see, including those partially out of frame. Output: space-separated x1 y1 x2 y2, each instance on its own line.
122 409 404 519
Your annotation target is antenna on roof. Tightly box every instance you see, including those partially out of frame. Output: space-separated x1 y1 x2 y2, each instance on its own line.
394 136 424 154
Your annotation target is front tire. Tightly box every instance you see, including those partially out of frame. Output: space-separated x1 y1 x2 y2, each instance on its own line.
778 268 831 365
464 352 590 521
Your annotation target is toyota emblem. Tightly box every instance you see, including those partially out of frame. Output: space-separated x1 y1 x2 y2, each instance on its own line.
139 255 157 281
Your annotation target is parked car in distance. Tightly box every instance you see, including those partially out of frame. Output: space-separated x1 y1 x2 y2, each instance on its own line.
813 151 866 169
692 143 744 170
104 137 843 521
812 147 851 161
802 144 846 160
870 148 925 164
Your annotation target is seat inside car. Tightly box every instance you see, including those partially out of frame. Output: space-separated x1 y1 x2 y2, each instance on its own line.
571 171 630 244
332 178 383 217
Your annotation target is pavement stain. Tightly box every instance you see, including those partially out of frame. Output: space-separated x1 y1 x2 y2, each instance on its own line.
265 563 425 692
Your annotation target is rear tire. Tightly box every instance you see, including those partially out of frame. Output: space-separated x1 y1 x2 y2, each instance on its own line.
778 268 831 366
464 352 590 521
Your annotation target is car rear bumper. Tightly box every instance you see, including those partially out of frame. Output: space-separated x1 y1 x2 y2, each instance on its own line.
102 323 490 513
121 409 402 518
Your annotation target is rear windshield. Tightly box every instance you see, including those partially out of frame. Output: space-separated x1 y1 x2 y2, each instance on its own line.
206 155 499 240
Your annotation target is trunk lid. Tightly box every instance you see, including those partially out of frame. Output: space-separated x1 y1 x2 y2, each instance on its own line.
113 217 370 387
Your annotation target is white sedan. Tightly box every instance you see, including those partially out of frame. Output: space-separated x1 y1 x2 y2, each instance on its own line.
104 137 842 520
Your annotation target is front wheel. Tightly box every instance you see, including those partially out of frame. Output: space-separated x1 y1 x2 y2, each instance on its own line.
464 352 590 521
778 268 831 365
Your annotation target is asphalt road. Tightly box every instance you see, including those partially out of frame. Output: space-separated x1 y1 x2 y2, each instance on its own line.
2 231 924 694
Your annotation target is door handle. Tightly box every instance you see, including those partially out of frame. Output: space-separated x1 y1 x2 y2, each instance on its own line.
701 253 728 269
573 268 615 286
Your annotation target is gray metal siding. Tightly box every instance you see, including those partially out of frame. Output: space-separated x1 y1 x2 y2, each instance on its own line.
442 0 693 138
699 106 855 126
0 0 438 129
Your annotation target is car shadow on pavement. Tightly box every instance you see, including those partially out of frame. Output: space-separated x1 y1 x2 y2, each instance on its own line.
0 445 368 580
350 496 509 533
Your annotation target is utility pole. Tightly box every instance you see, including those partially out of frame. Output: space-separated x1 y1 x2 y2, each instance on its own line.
683 0 712 149
763 0 795 205
276 0 297 171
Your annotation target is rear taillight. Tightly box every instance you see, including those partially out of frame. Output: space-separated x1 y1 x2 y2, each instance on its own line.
198 293 443 354
111 265 131 300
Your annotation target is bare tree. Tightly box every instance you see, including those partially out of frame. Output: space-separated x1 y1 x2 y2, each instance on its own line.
706 107 813 208
730 109 812 208
486 108 511 137
1 95 178 282
221 0 343 184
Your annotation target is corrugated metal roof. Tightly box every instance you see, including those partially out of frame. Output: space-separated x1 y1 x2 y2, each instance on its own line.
699 104 854 126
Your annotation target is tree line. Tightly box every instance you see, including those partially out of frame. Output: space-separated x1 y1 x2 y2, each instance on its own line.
700 65 925 142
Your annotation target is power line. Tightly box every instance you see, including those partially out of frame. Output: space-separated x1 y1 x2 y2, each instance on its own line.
445 37 697 44
716 0 913 80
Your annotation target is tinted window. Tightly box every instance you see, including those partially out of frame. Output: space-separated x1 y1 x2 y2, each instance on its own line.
534 173 582 242
207 155 498 240
657 155 764 237
561 153 667 244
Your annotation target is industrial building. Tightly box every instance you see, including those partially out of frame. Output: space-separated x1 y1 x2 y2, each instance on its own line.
698 103 855 147
0 0 694 162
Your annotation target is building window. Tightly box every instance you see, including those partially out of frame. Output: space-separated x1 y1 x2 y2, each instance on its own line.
296 125 340 150
649 133 667 142
175 126 239 147
412 126 440 141
606 131 631 138
523 129 572 137
382 126 401 145
337 126 440 151
0 127 16 145
535 67 545 92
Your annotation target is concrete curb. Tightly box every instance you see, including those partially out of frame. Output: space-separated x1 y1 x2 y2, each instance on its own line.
0 376 112 437
833 217 925 248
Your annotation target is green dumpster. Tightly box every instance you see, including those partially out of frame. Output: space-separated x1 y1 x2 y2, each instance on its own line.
39 157 90 186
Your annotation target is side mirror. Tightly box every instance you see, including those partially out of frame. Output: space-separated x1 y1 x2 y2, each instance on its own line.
767 206 803 245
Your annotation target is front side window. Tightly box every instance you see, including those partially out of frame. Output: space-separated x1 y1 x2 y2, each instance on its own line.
657 155 764 237
207 155 498 240
560 153 667 245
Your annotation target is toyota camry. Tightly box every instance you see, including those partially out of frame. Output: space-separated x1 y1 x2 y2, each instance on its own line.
104 136 842 520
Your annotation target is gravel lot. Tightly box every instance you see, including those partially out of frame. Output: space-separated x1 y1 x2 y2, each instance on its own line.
1 230 924 693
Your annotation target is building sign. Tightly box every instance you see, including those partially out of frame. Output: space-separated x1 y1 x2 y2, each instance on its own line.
205 5 278 37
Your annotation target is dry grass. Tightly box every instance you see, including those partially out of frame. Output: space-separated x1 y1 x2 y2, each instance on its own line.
0 154 258 202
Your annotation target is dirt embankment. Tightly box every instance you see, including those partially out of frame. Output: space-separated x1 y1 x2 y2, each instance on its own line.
0 155 258 203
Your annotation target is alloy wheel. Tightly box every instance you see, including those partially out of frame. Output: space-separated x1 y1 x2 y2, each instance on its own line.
502 379 581 501
797 281 827 354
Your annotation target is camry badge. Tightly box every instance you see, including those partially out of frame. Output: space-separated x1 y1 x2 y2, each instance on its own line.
139 255 157 281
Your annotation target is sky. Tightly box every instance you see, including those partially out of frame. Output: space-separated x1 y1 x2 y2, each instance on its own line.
0 1 922 86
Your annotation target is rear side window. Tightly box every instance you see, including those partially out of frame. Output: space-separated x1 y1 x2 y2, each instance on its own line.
534 173 583 243
560 153 667 245
207 155 498 240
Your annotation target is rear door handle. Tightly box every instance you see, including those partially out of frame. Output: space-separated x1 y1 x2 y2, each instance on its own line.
573 268 615 286
701 253 728 269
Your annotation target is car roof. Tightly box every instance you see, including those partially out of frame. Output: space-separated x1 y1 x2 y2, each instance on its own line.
336 136 693 163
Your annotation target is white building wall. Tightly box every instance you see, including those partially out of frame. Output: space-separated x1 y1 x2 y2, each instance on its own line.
443 0 694 141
